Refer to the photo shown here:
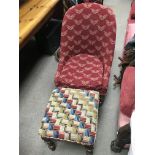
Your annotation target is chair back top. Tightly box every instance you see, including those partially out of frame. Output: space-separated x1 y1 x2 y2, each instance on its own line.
60 3 116 65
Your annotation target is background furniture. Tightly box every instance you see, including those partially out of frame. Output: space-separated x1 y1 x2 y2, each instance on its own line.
111 67 135 153
111 1 135 152
19 0 60 49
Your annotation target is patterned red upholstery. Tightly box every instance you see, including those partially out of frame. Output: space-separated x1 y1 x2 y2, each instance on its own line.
120 67 135 118
55 3 116 95
58 54 103 90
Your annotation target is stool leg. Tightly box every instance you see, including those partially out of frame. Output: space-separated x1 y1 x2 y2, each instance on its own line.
41 137 57 151
99 95 105 107
85 145 94 155
47 140 56 151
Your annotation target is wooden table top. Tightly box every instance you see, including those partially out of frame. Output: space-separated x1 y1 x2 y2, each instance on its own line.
19 0 59 49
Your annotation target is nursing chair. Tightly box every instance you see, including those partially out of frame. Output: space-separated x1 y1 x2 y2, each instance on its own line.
55 3 116 96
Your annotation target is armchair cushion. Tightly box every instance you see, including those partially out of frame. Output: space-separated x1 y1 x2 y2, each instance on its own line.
55 54 103 90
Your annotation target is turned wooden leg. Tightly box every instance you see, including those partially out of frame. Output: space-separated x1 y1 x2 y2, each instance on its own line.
41 137 57 151
47 140 56 151
85 145 94 155
99 95 105 107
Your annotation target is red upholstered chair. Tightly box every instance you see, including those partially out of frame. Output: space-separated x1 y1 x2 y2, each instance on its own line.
55 3 116 95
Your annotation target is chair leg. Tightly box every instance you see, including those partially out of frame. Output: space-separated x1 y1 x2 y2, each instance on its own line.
84 145 94 155
111 123 131 153
99 95 105 107
47 140 56 151
41 137 57 151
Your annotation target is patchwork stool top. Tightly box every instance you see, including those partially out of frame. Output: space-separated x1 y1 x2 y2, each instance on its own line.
39 87 99 146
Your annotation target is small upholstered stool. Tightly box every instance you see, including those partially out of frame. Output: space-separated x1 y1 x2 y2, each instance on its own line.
39 87 99 154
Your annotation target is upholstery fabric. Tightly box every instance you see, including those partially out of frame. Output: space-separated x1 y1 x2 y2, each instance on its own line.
39 87 99 145
57 54 103 90
55 3 116 95
120 67 135 118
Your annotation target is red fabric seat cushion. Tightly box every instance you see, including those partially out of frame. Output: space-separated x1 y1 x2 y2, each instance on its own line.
120 67 135 118
57 54 103 90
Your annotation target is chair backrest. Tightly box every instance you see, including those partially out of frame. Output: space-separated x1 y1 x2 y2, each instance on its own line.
60 3 116 65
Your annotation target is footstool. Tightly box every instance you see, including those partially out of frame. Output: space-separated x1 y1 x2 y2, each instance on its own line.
39 87 100 154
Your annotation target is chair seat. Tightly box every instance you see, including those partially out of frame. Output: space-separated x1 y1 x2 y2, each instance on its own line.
57 54 103 90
